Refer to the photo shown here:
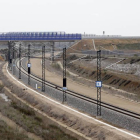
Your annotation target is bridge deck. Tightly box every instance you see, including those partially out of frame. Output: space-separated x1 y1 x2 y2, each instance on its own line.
0 32 81 41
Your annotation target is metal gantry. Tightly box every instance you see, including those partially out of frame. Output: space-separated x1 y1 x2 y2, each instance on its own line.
10 42 12 71
42 45 45 92
19 43 21 79
8 41 10 69
97 50 101 116
28 44 31 85
63 47 67 103
8 41 13 71
12 44 15 75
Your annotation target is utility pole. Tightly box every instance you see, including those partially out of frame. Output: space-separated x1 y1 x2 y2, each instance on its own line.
62 47 67 103
8 41 10 69
8 41 12 71
96 50 102 117
28 44 31 85
12 44 15 75
42 45 45 92
19 43 21 79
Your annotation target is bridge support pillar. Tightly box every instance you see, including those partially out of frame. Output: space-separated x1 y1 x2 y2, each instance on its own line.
97 50 101 117
51 42 54 62
42 45 45 92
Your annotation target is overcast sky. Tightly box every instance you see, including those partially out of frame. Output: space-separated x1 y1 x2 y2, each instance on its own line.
0 0 140 36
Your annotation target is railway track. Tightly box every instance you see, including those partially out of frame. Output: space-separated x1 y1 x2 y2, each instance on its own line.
15 58 140 120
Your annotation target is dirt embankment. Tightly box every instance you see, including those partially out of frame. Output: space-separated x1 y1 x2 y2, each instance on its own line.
67 62 140 100
0 118 32 140
64 39 140 101
67 39 94 54
67 39 140 54
0 111 41 140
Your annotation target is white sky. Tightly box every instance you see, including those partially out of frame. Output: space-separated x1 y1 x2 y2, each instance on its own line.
0 0 140 36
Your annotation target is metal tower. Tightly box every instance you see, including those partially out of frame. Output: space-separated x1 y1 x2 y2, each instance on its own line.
97 50 101 116
51 42 54 62
28 44 31 85
63 47 67 103
42 45 45 92
12 44 15 75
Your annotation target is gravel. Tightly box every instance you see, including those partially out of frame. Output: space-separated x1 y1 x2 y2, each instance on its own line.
12 58 140 135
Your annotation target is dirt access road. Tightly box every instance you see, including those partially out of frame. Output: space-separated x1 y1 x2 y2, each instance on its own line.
30 57 140 114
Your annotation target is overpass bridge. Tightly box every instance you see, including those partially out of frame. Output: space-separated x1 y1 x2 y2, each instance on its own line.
0 32 81 41
6 32 82 91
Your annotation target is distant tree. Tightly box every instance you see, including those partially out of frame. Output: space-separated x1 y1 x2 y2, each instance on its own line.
134 54 138 57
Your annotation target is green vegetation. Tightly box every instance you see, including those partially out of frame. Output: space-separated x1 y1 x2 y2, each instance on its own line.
117 43 140 50
134 54 138 57
0 84 4 91
51 63 61 70
103 69 107 74
68 54 78 60
67 54 79 63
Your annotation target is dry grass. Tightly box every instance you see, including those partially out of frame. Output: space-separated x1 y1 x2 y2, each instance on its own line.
67 62 140 101
0 98 77 140
94 39 140 45
0 119 32 140
0 63 77 140
67 39 140 54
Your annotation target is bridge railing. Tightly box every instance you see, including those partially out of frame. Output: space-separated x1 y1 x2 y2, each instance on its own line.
0 32 82 41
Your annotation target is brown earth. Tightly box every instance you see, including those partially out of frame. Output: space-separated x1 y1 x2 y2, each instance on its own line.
65 39 140 100
94 39 140 46
67 39 140 54
67 62 140 98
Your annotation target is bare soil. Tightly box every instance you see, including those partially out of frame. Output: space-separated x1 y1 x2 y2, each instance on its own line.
63 39 140 102
67 61 140 97
67 39 140 54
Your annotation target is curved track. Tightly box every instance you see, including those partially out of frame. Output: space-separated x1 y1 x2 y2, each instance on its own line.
14 57 140 120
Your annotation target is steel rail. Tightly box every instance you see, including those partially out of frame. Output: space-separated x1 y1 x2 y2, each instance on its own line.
15 58 140 120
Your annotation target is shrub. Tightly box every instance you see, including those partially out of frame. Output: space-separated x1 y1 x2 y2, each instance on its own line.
52 63 61 70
